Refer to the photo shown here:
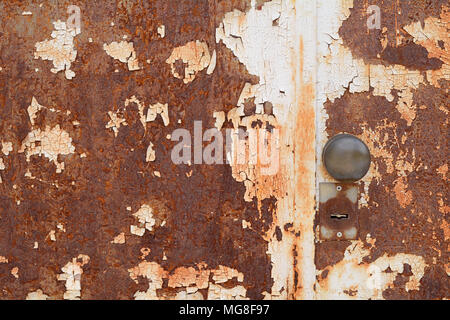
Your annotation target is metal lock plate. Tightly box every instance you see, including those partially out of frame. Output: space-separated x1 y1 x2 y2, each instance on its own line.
319 183 359 241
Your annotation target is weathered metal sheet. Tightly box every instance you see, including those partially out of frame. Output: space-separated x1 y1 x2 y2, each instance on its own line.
0 0 291 300
0 0 447 300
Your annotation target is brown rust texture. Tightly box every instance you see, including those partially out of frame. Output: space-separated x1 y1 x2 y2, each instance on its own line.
0 0 276 299
319 0 449 299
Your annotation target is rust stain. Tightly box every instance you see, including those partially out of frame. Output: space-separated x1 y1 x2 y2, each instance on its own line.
339 0 447 70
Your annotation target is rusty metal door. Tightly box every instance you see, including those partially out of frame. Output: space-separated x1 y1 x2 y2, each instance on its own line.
0 0 447 300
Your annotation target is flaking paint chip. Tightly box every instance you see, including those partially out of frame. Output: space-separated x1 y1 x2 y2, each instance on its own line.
26 289 48 300
57 254 90 300
1 141 12 155
48 230 56 241
130 225 145 237
213 111 225 130
106 111 126 137
111 233 126 244
147 102 170 126
132 204 156 235
11 267 19 279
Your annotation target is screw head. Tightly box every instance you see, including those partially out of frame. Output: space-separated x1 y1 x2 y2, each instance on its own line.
323 134 371 182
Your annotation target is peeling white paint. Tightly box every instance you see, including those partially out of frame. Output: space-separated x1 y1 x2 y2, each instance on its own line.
206 50 217 75
129 261 246 300
57 254 90 300
26 289 48 300
216 0 307 299
314 0 436 300
129 261 167 299
1 141 12 156
111 232 126 244
106 110 127 137
208 284 248 300
157 25 166 38
166 40 212 83
316 239 427 299
19 125 75 173
146 102 169 126
28 97 43 126
108 96 170 137
146 142 156 162
131 204 156 236
213 111 225 130
48 230 56 241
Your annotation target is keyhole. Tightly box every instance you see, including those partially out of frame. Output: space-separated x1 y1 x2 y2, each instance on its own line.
330 213 348 220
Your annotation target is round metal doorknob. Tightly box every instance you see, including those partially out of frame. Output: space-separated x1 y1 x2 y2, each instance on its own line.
322 134 371 181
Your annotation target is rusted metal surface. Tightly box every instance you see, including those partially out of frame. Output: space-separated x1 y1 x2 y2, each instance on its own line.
0 0 448 300
319 183 359 241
